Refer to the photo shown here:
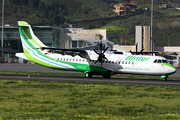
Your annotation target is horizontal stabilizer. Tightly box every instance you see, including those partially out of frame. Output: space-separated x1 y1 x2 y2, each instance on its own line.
15 53 28 60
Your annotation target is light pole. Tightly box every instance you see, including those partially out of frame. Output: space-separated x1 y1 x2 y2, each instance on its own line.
1 0 4 57
151 0 154 51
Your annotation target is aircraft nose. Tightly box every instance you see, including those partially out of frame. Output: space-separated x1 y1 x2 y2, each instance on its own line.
168 66 176 74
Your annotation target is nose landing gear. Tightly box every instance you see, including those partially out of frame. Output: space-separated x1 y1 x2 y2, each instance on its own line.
161 75 168 81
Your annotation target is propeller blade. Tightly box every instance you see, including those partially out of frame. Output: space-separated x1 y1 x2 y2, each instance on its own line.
101 60 102 68
139 49 144 54
100 41 102 52
93 41 108 68
130 50 135 55
94 60 99 64
130 50 133 54
94 49 99 55
136 43 138 52
103 47 109 54
104 57 108 62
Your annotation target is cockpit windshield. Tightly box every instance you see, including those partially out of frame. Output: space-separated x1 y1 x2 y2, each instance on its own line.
154 59 168 63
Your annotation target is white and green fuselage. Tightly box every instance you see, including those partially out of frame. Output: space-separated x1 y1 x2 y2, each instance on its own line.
16 21 176 80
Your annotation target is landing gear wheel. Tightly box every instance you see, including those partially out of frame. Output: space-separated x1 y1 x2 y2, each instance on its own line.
162 75 168 81
85 72 92 78
103 74 111 78
162 77 167 81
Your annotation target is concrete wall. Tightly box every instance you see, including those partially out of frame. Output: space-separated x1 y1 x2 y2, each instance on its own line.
67 29 107 40
155 46 180 53
59 29 107 48
135 26 142 51
135 26 152 52
59 33 72 48
144 26 151 52
113 45 136 51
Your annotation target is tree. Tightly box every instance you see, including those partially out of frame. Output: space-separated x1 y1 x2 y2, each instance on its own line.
28 0 40 9
121 0 131 15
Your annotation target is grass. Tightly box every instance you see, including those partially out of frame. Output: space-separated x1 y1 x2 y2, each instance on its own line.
0 80 180 119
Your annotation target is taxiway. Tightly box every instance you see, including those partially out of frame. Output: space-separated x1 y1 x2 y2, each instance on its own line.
0 63 179 86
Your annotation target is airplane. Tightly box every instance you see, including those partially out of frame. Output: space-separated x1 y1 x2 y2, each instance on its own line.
164 53 180 68
15 21 176 81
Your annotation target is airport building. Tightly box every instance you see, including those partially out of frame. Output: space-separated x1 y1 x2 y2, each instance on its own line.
135 26 154 52
0 25 109 63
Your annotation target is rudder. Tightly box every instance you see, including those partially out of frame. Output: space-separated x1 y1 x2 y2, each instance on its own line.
18 21 47 53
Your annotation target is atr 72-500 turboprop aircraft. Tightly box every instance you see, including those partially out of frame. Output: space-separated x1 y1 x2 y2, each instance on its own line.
15 21 176 81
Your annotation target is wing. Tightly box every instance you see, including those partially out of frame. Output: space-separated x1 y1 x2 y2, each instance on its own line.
40 47 90 59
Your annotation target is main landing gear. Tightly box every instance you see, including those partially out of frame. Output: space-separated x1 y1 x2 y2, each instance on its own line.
85 72 111 78
103 74 111 78
85 72 92 78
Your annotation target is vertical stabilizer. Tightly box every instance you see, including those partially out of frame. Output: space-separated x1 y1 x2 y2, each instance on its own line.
18 21 47 53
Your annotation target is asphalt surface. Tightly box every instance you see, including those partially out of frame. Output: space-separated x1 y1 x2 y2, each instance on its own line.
0 63 179 86
0 74 179 86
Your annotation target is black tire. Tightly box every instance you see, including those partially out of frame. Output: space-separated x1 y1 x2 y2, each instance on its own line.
162 75 168 81
103 74 111 78
85 72 92 78
162 78 167 81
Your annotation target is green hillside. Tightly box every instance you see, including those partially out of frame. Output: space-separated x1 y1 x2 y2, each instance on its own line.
1 0 180 46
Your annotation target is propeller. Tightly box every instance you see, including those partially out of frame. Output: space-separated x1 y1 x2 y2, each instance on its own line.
93 41 109 67
130 43 144 55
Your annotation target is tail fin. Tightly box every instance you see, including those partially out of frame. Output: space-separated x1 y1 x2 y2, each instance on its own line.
18 21 47 53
